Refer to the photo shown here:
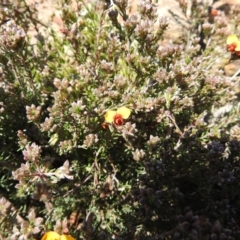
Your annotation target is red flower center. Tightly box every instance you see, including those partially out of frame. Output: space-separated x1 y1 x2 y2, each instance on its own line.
114 114 124 126
227 43 237 53
210 9 218 16
102 123 108 129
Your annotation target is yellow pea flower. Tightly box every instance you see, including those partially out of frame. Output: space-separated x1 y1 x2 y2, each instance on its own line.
234 41 240 56
104 106 131 126
226 35 238 45
41 231 75 240
226 35 238 53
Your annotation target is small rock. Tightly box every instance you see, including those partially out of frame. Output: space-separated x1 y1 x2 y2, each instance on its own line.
224 59 240 76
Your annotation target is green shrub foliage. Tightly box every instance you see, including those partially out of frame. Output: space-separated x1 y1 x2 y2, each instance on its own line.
0 0 240 239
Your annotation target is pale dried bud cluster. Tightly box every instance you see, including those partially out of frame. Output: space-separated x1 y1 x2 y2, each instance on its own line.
98 175 114 198
0 197 11 215
40 116 54 132
12 162 30 183
61 22 78 41
17 130 28 149
0 196 44 239
138 1 157 19
157 17 168 31
157 44 182 60
121 122 138 136
40 160 74 183
27 208 43 233
124 13 141 31
53 78 70 90
69 99 86 119
41 76 83 135
135 19 152 39
147 135 160 146
231 4 240 23
93 81 114 98
0 66 4 81
47 92 66 118
176 0 188 16
202 22 213 37
77 64 92 84
154 68 168 84
178 96 194 108
32 182 52 201
22 143 41 162
205 76 223 90
133 96 162 112
59 140 73 153
229 125 240 140
0 101 4 113
215 27 229 36
108 90 120 99
100 60 114 72
214 12 230 36
132 148 145 161
0 20 26 49
54 218 69 235
54 160 74 181
10 209 43 239
26 104 41 121
214 12 228 28
106 34 122 56
83 133 99 148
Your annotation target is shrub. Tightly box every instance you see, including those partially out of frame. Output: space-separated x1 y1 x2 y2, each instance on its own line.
0 0 239 239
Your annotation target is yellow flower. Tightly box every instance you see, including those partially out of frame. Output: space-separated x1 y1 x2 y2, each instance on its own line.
226 35 238 45
235 41 240 55
226 35 238 53
41 231 75 240
104 106 131 126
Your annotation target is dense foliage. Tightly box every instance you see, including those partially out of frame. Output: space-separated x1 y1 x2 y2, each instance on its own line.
0 0 239 239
